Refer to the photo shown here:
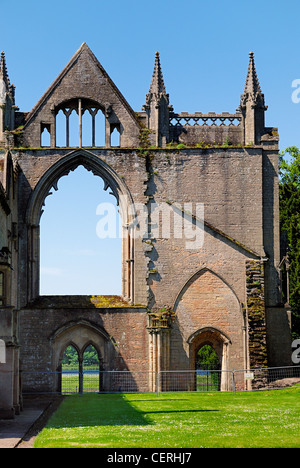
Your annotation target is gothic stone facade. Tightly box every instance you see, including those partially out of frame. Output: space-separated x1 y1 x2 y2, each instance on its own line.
0 44 292 417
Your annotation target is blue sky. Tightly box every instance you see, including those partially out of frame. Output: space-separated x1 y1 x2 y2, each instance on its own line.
39 166 122 295
2 0 300 294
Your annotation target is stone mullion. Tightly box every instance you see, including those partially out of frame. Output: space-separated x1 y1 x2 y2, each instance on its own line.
89 108 98 147
78 99 82 148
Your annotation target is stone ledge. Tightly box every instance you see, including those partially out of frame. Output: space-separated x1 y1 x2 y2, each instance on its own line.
25 295 140 309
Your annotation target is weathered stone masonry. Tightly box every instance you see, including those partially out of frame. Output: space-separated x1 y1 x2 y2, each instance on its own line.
0 44 292 416
246 260 268 368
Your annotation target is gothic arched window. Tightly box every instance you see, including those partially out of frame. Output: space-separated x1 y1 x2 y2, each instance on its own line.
55 98 106 148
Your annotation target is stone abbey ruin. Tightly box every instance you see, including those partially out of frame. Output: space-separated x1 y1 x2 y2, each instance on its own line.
0 44 292 417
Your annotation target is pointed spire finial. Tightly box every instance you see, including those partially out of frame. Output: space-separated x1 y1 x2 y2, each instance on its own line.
0 51 15 108
144 52 171 147
243 51 262 96
0 51 11 88
239 50 267 113
148 51 167 95
239 51 268 145
0 50 17 137
1 52 8 77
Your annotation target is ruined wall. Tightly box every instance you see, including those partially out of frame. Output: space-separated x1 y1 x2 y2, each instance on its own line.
15 143 278 379
14 145 268 309
0 45 291 415
144 148 265 253
0 153 20 416
20 301 148 392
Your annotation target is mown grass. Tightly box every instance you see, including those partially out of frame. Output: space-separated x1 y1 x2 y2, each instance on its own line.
34 388 300 448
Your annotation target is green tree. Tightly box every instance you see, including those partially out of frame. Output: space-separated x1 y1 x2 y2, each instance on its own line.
61 345 99 368
196 345 219 370
279 146 300 339
62 345 79 367
83 345 99 367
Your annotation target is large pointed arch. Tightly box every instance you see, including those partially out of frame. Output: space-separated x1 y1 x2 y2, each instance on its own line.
25 149 136 302
173 267 242 314
26 149 134 225
172 267 248 373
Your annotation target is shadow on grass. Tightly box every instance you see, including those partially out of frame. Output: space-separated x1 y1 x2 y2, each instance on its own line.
144 409 218 415
46 394 219 429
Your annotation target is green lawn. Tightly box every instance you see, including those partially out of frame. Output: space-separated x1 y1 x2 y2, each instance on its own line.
34 388 300 448
61 373 100 394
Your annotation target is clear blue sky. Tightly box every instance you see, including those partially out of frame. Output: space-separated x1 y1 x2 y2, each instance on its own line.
2 0 300 295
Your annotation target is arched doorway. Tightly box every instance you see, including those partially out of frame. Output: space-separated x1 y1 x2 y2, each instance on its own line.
195 343 220 391
82 344 101 393
52 320 112 394
59 342 102 394
61 344 80 394
188 327 231 392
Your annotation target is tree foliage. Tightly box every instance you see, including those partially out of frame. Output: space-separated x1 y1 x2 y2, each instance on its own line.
279 146 300 339
62 345 99 368
196 345 219 370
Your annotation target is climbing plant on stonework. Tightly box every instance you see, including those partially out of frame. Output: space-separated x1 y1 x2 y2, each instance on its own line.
279 146 300 339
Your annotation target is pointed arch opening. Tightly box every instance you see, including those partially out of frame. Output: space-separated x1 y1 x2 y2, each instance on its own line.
196 343 220 371
53 320 111 394
61 344 80 394
195 343 221 391
55 98 107 148
41 124 51 147
68 109 79 147
188 327 232 392
82 344 101 392
26 150 135 303
40 164 122 295
110 124 121 147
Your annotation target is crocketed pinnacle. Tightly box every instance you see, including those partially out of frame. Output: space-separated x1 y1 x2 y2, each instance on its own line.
148 51 167 95
239 51 266 112
243 51 262 96
0 51 10 87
